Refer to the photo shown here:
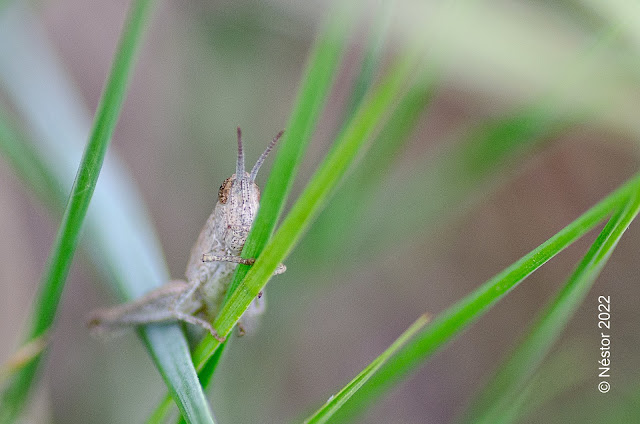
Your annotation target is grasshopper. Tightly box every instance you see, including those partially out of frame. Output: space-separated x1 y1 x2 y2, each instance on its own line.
89 128 285 341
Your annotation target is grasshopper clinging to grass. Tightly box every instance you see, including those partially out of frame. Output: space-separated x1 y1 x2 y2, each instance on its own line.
89 128 285 341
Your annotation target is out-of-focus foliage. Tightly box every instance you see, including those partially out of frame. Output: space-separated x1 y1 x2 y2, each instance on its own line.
0 0 639 423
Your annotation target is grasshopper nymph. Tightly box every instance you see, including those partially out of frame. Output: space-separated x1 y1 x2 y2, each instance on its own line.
89 128 285 341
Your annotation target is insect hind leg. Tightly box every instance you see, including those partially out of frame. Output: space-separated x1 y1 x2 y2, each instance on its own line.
88 280 225 342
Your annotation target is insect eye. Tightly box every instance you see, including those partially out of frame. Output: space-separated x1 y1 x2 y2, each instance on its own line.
218 177 232 204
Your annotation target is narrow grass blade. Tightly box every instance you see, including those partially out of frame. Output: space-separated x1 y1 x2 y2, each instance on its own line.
326 171 640 423
305 73 436 261
146 9 352 422
308 23 633 266
151 55 419 422
0 5 217 423
0 2 212 423
225 5 351 300
340 1 393 126
327 100 566 266
303 314 430 424
172 341 229 424
194 52 417 371
466 191 640 424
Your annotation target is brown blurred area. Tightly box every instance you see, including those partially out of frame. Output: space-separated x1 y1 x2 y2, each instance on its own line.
1 0 639 423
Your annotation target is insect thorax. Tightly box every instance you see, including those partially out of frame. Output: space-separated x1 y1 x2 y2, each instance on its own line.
213 173 260 254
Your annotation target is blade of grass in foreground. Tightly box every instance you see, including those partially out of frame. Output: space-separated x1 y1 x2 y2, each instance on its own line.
0 6 215 423
150 49 420 423
326 171 640 423
148 342 229 424
195 52 417 371
225 5 351 303
0 2 210 423
467 190 640 424
146 9 351 422
303 314 430 424
0 0 154 418
171 341 229 424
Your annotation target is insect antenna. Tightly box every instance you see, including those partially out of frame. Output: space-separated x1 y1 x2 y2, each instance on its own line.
250 130 284 182
236 126 245 178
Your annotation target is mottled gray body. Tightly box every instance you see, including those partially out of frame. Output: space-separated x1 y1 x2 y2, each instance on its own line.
184 171 264 323
89 129 283 341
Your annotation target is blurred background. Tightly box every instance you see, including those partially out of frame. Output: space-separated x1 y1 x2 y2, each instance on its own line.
1 0 640 423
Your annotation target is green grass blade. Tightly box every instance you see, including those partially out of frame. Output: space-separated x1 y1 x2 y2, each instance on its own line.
139 325 214 423
340 1 393 126
140 328 214 424
303 314 430 424
225 7 351 300
0 2 212 423
0 0 155 419
193 52 417 371
146 10 352 422
0 5 216 423
304 73 436 261
308 24 630 266
335 102 566 264
466 191 640 424
326 171 640 423
172 341 229 424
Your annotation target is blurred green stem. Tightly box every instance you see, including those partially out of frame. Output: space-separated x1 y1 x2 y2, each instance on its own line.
330 171 640 422
196 51 417 374
0 2 218 422
467 190 640 424
148 7 352 422
0 0 157 421
304 314 430 424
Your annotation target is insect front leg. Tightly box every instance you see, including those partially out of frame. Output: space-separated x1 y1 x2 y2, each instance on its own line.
201 253 286 275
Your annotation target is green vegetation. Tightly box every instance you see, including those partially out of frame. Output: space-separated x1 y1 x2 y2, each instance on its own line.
0 1 638 423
